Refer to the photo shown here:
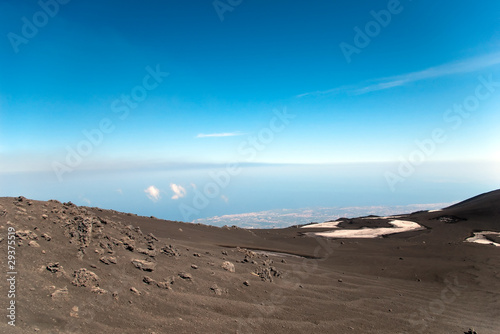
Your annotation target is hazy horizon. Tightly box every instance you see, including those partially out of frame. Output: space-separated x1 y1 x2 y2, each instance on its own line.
1 161 498 225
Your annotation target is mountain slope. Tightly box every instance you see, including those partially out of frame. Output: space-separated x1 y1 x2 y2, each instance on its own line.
444 189 500 216
1 193 499 334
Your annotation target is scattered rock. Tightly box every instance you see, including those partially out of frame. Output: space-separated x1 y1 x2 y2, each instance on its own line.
433 215 466 224
41 233 52 241
16 230 38 240
91 287 108 294
28 240 40 247
131 259 156 272
178 272 192 280
137 248 156 257
243 281 250 286
242 249 257 262
65 216 94 247
70 306 79 318
143 276 156 285
51 287 68 299
210 284 223 295
46 262 65 276
256 266 282 282
107 236 123 246
464 329 477 334
134 226 143 235
156 281 171 290
147 233 159 241
191 264 198 269
71 268 100 288
262 259 273 266
99 256 117 265
161 244 180 257
222 261 235 273
130 287 141 295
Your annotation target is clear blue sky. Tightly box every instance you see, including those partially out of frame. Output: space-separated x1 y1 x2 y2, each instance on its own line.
2 0 500 169
0 1 499 220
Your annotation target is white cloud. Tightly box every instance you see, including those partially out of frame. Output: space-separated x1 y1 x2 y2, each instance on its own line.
144 185 161 202
196 132 244 138
170 183 187 200
298 51 500 97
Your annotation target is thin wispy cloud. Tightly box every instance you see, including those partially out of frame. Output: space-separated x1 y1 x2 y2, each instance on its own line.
144 185 161 202
170 183 187 200
196 132 244 138
298 51 500 97
296 87 346 98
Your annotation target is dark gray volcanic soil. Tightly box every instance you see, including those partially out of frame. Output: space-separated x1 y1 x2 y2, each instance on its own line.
1 190 499 333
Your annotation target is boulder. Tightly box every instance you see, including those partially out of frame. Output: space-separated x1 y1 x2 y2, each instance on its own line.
222 261 235 273
99 256 117 265
28 240 40 247
178 272 192 280
131 259 156 272
16 230 38 240
71 268 100 287
161 244 180 257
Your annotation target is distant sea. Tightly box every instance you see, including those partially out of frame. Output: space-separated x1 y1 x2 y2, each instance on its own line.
1 161 497 227
192 204 451 229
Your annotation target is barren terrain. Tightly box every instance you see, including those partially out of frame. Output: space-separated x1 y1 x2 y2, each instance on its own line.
1 190 499 333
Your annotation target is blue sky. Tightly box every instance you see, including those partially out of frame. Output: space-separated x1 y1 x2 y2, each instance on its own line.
1 1 499 222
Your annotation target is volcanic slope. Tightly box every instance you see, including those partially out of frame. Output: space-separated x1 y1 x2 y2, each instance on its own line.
0 191 499 333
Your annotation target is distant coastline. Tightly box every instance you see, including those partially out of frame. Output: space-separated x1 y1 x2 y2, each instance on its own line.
193 202 452 228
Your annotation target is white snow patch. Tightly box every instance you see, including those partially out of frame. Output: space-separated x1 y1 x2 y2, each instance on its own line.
465 231 500 247
309 220 424 239
302 221 342 229
428 209 443 213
